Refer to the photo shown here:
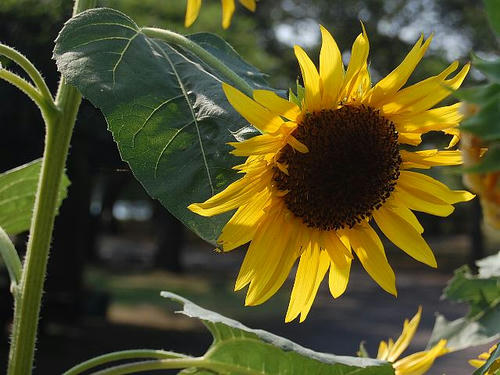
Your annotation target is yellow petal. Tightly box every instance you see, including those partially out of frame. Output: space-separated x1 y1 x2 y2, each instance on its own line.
234 203 281 290
398 132 422 146
403 63 470 115
228 133 284 156
319 25 344 108
285 236 329 322
188 169 271 216
373 206 437 268
222 83 284 133
401 150 463 170
399 171 475 205
321 230 352 267
367 35 432 105
390 103 463 134
294 45 321 112
393 187 455 217
393 339 448 375
246 217 301 305
378 340 390 361
287 134 309 153
253 90 301 121
238 0 256 11
469 359 485 368
387 307 422 363
342 24 370 101
218 189 271 251
348 223 397 296
328 257 351 298
185 0 202 27
380 61 463 115
221 0 235 29
443 127 461 148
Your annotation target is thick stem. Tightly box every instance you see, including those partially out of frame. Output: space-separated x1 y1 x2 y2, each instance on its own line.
63 350 189 375
6 1 96 374
141 27 254 97
7 81 81 375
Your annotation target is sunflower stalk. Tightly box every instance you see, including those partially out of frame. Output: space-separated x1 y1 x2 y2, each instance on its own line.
141 27 254 97
6 0 97 373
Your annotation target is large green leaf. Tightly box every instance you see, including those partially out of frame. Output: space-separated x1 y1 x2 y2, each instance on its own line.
53 8 266 244
428 252 500 351
161 291 394 375
0 159 70 235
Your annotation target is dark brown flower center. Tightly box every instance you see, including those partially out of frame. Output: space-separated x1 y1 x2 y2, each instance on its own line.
273 105 401 230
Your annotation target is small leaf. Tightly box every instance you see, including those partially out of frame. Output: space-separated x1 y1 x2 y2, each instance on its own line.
0 159 70 235
0 226 22 288
54 8 272 244
463 144 500 173
473 55 500 83
454 84 500 104
484 0 500 35
428 252 500 351
161 291 394 375
461 97 500 141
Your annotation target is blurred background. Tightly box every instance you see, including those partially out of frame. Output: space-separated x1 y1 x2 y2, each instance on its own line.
0 0 499 373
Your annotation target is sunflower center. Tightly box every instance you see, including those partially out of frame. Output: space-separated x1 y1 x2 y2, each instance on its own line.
274 105 401 230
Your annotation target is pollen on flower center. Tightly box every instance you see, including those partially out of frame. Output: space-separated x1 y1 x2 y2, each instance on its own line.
274 105 402 230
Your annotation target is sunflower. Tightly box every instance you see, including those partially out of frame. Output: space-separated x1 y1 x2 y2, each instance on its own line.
377 307 449 375
188 25 474 322
184 0 256 29
469 344 500 375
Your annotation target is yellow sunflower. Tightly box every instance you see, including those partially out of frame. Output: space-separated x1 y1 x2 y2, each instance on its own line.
469 344 500 375
188 25 474 322
377 307 449 375
185 0 256 29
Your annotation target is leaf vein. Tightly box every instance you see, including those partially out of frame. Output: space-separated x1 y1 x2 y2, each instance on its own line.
154 120 196 178
112 31 141 87
70 36 131 50
150 41 215 194
132 94 185 147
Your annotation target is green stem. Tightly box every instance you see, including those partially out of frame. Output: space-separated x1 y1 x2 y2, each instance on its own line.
6 0 97 374
0 43 54 104
0 227 22 290
141 27 254 97
0 69 47 110
88 356 265 375
63 350 189 375
89 358 205 375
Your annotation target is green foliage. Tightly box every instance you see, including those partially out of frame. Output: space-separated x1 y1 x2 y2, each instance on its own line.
0 226 22 287
428 252 500 351
54 8 266 244
484 0 500 35
458 56 500 171
0 159 70 235
473 55 500 84
473 343 500 375
161 291 395 375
